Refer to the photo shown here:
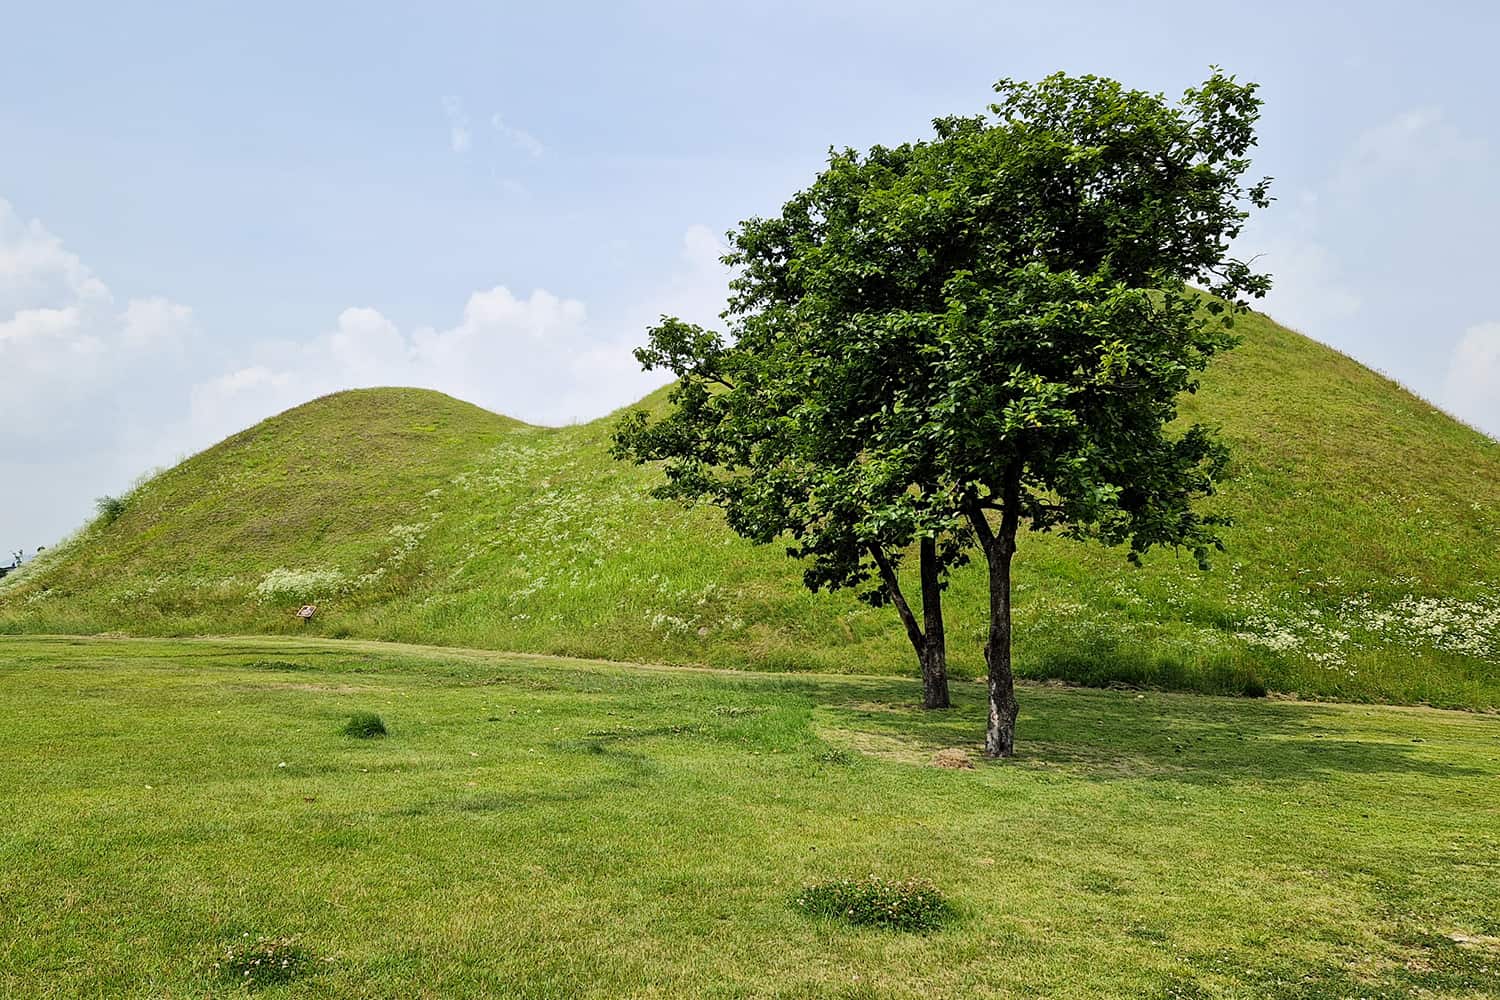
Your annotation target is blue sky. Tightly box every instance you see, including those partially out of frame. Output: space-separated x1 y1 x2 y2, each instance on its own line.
3 0 1498 550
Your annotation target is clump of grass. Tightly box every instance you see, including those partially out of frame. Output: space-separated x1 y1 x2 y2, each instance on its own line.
94 495 127 526
212 934 309 987
246 659 313 672
342 711 387 739
1080 871 1127 895
794 875 953 931
711 704 762 717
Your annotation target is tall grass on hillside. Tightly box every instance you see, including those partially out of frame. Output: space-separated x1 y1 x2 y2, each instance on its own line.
3 317 1499 710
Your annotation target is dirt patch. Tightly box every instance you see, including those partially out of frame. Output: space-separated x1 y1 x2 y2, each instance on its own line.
931 748 975 770
844 701 913 715
1449 932 1500 950
230 681 384 694
811 725 925 764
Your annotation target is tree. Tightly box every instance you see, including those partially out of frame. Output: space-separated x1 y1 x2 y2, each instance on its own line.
617 70 1270 750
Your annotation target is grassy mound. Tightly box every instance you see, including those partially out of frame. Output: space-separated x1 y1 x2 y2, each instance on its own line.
3 314 1498 708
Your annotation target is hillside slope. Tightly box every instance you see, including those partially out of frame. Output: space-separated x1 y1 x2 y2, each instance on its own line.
4 313 1498 708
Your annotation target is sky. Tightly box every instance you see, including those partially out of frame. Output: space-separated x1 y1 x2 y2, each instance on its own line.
3 0 1498 552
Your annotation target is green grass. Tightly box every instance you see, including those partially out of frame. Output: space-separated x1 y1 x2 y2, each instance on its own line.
341 711 387 739
3 313 1499 709
1 635 1497 998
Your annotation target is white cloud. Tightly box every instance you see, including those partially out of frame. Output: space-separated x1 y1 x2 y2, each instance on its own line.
0 305 85 345
0 201 200 547
1248 235 1362 332
0 198 108 314
1332 107 1483 197
1234 194 1361 339
491 114 545 158
442 96 472 153
1445 322 1500 439
188 225 728 433
194 287 621 431
121 296 193 350
0 203 194 430
0 192 731 547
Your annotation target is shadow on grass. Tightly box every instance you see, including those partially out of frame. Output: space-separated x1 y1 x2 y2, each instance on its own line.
1156 927 1500 999
1022 639 1272 698
801 676 1492 786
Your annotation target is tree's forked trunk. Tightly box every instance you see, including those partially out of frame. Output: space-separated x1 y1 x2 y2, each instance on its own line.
918 536 950 709
971 469 1021 757
870 540 950 710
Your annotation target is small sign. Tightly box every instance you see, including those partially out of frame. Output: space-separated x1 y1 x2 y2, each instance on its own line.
296 604 316 621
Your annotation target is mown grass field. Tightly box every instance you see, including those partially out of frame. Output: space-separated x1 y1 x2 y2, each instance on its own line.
2 635 1497 998
3 311 1499 710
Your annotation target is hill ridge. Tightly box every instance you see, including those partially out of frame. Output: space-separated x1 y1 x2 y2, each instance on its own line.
4 311 1498 710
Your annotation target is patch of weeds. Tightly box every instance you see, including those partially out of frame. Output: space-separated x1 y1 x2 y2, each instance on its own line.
341 711 387 739
816 747 856 765
1206 662 1270 698
1030 639 1270 699
246 659 314 672
1175 931 1487 1000
1080 871 1127 895
1127 925 1169 943
1154 975 1213 1000
94 494 127 526
212 934 310 988
553 738 609 755
1394 930 1499 993
711 704 763 718
583 723 708 741
793 875 953 932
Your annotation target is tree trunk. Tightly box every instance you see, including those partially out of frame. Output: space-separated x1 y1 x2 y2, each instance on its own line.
870 542 949 710
970 469 1021 758
918 536 950 709
982 525 1019 757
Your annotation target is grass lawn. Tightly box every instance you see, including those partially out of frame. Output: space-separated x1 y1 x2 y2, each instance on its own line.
1 635 1497 998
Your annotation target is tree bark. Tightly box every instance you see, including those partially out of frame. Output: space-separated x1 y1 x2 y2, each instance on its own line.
981 526 1019 757
870 542 950 710
970 471 1021 758
918 536 951 709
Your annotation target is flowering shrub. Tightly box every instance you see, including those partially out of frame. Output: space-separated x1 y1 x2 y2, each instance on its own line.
1230 584 1500 672
212 934 308 987
253 567 346 602
794 875 952 931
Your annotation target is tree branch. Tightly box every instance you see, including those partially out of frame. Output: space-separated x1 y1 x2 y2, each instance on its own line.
966 504 995 551
998 461 1022 557
869 543 925 655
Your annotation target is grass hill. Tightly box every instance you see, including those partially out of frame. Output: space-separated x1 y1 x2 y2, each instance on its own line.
3 312 1499 709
